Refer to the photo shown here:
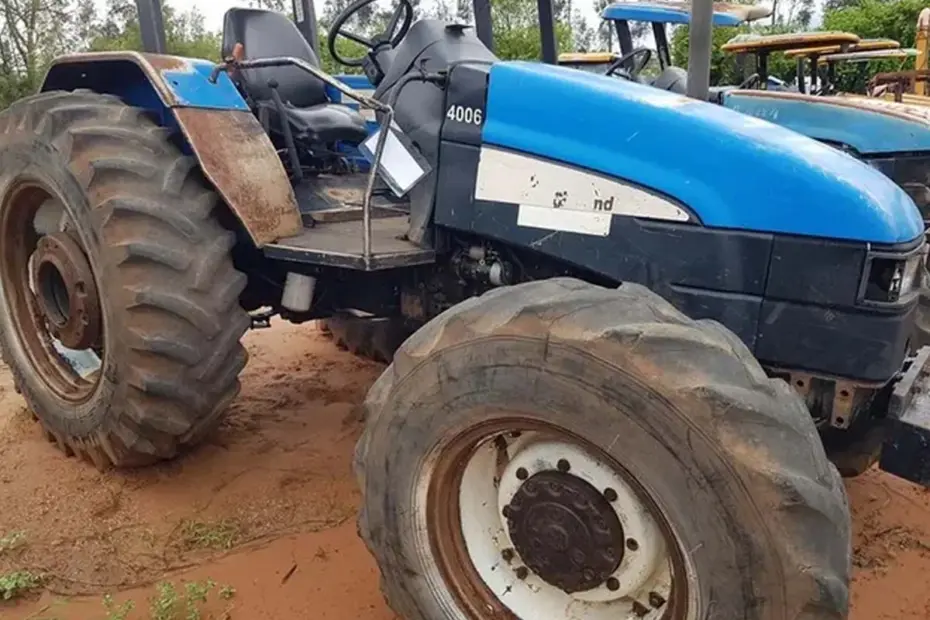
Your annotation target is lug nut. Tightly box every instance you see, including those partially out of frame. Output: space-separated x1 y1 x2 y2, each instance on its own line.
515 566 529 580
501 548 514 562
502 505 513 518
603 487 618 502
557 459 571 472
626 538 639 551
632 601 649 617
516 467 529 480
649 591 666 607
606 577 620 591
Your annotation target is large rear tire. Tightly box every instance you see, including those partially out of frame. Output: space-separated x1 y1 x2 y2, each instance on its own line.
0 91 249 468
356 278 850 619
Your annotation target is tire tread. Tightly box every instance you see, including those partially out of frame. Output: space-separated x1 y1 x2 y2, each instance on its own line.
0 90 249 467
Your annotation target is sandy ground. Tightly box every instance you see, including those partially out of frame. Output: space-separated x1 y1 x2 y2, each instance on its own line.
0 321 927 619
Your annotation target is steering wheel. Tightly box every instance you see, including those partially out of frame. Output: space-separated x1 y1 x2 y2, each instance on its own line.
605 48 653 80
327 0 414 67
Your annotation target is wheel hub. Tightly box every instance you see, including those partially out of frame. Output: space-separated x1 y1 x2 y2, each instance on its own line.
30 232 100 350
504 470 625 593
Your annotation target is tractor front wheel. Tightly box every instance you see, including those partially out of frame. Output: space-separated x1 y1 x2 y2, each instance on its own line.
356 278 850 620
0 90 250 467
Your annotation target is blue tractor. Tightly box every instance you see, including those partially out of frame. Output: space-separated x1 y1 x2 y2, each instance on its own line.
1 0 928 617
598 0 930 227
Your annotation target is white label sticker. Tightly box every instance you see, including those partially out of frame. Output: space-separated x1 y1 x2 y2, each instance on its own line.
474 146 690 224
517 205 612 236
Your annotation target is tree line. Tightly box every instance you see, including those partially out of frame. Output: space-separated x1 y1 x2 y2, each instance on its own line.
0 0 923 108
670 0 929 90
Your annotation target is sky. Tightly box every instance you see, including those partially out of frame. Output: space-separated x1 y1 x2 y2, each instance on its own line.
129 0 823 48
145 0 607 33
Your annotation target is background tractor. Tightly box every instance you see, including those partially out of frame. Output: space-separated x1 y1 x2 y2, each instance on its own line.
3 0 930 618
781 37 908 95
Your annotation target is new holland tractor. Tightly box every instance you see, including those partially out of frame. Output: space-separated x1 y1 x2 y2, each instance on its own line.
4 0 930 617
599 2 930 231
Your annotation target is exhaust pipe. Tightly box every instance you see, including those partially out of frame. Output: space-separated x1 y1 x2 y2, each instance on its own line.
687 0 713 101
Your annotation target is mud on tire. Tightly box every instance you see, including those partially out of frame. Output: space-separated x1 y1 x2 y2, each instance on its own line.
0 90 249 468
356 278 850 619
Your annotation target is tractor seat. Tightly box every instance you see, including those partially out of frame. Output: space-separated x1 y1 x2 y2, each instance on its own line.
650 67 688 95
222 8 368 145
256 100 368 144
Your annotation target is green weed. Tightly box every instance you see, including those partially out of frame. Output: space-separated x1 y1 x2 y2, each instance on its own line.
0 570 42 600
178 520 240 551
0 531 25 554
103 594 134 620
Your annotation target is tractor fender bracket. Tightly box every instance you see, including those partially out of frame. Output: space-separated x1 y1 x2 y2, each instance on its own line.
42 51 303 246
879 346 930 486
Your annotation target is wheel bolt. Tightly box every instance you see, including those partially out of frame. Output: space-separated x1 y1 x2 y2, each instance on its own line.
516 467 528 480
557 459 571 472
501 548 514 562
606 577 620 591
582 568 595 581
649 591 666 607
632 601 649 617
502 505 513 518
515 566 529 580
626 538 639 551
603 487 618 502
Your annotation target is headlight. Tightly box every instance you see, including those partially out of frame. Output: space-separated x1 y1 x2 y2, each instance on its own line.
863 252 924 303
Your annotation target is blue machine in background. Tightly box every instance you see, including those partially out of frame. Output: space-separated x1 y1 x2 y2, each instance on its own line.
598 0 930 223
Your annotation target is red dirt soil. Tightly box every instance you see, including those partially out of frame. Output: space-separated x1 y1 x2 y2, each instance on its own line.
0 322 928 619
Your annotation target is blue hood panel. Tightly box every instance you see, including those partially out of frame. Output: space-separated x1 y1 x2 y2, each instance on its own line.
481 62 923 245
723 91 930 155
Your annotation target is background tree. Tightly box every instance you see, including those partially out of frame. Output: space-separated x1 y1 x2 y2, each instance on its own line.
822 0 926 92
0 0 925 110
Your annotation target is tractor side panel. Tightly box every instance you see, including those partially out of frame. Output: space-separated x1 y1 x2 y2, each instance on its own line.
723 90 930 156
478 61 922 245
431 61 917 382
41 52 302 246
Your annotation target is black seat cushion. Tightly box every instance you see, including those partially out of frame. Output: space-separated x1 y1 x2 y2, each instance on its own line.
282 103 369 145
222 8 369 146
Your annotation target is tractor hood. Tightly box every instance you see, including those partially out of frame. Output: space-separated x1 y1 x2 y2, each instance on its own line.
481 62 923 245
723 90 930 156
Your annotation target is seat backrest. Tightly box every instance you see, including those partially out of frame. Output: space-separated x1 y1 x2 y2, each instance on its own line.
222 8 327 108
651 67 688 95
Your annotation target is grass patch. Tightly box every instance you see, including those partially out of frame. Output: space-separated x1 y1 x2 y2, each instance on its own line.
0 570 42 600
103 594 134 620
0 531 25 554
147 579 234 620
179 520 241 551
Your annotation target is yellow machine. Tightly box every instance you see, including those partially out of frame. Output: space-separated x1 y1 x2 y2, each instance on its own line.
918 7 930 96
556 51 620 73
783 41 917 97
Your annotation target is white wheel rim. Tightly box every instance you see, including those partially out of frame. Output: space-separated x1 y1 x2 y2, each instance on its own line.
416 428 697 620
